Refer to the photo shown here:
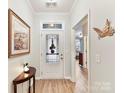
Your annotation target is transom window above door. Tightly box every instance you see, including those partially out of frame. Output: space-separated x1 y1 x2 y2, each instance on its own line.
41 22 65 30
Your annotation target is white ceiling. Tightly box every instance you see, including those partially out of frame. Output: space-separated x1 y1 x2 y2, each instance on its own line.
29 0 76 13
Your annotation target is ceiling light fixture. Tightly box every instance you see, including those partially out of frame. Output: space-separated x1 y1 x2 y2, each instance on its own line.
46 0 57 8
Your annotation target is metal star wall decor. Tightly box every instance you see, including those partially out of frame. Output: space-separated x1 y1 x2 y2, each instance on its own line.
93 19 115 39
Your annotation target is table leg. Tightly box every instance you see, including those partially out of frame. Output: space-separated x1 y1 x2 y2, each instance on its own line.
33 76 35 93
14 84 17 93
29 79 31 93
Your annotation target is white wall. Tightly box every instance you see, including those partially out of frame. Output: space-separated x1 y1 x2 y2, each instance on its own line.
71 0 115 93
34 13 71 78
8 0 34 93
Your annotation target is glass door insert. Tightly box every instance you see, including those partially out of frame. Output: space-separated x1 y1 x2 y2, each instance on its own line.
46 34 59 63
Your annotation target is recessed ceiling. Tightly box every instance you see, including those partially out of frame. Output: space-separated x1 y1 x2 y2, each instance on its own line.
29 0 76 13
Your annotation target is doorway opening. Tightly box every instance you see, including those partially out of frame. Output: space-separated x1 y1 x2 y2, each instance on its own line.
73 13 90 93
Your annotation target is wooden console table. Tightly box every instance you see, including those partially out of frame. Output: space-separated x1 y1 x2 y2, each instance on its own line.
13 67 36 93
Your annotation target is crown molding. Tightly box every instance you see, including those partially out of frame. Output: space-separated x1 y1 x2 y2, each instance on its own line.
25 0 78 16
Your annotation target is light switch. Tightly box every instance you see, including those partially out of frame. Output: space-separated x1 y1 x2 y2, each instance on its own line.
96 54 101 64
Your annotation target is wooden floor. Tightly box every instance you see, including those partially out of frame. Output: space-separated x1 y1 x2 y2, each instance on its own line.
33 61 88 93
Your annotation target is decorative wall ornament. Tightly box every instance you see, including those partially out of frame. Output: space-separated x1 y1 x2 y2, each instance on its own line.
93 19 115 39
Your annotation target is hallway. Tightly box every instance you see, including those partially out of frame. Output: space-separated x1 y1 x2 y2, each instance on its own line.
33 61 88 93
8 0 115 93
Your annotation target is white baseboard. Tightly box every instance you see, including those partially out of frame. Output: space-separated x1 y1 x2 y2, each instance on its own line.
41 73 64 79
64 76 76 83
70 77 76 82
64 76 71 80
36 76 64 79
36 76 75 82
36 77 42 80
36 76 72 80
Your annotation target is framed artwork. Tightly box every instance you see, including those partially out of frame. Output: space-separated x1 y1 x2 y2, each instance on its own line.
8 9 30 57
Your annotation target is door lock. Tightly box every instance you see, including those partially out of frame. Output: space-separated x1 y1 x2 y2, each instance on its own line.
61 57 64 60
60 54 64 60
61 54 63 56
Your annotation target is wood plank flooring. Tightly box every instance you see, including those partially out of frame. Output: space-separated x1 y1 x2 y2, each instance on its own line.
34 79 75 93
33 61 88 93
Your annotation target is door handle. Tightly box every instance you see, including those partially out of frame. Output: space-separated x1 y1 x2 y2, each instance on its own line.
61 57 64 60
60 54 64 60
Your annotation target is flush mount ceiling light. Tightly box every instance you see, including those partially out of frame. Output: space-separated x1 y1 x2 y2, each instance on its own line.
46 0 57 8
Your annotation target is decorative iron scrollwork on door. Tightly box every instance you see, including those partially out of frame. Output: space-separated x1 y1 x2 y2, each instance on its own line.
46 34 59 63
49 38 56 54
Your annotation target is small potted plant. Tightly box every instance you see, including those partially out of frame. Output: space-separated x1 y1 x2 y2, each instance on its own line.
23 63 29 73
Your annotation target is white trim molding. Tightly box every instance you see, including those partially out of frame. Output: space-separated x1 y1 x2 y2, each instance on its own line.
64 76 71 80
36 77 42 80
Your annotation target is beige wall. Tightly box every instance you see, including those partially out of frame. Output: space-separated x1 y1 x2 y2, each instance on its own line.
71 0 115 93
8 0 34 93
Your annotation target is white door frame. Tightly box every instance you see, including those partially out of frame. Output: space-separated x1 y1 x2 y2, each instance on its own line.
39 22 66 79
71 9 91 93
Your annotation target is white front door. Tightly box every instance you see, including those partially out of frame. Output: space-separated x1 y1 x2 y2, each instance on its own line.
40 31 64 79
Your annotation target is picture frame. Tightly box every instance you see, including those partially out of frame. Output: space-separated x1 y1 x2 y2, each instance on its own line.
8 9 30 57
